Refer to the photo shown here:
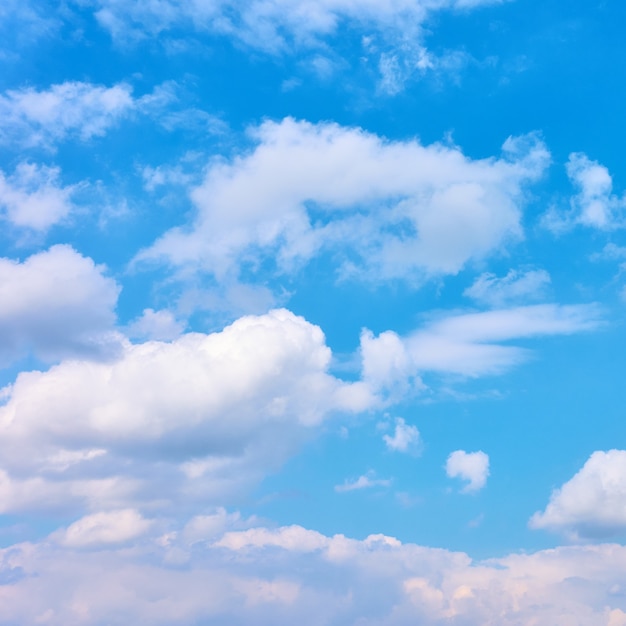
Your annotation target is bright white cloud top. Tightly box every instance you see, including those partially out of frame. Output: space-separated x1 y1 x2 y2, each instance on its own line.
1 0 626 623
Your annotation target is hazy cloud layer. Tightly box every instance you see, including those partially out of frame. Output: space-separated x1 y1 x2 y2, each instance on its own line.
1 520 626 625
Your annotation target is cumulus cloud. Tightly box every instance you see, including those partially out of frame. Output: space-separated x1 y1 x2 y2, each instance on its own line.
360 303 602 389
1 521 626 625
446 450 489 492
383 417 420 453
0 245 121 364
530 450 626 540
0 309 373 515
335 471 392 493
464 268 551 306
137 118 549 287
0 162 78 231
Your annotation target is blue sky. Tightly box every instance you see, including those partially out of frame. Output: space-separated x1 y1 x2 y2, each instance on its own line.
1 0 626 624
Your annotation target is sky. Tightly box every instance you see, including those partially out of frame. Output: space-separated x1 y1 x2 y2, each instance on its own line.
1 0 626 624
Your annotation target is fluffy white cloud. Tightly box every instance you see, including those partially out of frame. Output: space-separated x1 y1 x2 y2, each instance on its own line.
335 471 392 492
360 303 601 387
530 450 626 539
1 521 626 625
0 162 78 230
464 268 551 306
446 450 489 492
0 309 372 515
383 417 420 453
0 245 121 364
55 509 152 548
138 118 549 285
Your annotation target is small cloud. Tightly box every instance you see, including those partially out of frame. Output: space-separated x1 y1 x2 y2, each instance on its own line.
55 509 152 548
445 450 489 493
464 269 551 307
126 308 186 342
335 471 391 493
383 417 420 453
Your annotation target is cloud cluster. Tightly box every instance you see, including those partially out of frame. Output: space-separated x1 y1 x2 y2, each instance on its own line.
139 118 549 287
1 519 626 625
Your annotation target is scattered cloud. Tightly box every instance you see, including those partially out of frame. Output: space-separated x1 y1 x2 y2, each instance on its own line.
530 450 626 540
446 450 490 492
544 153 626 232
0 81 135 148
0 162 79 231
464 268 551 306
335 471 392 493
383 417 420 453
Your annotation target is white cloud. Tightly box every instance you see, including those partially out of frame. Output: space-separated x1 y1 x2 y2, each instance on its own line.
446 450 489 492
91 0 505 51
1 521 626 625
0 81 135 148
0 80 206 149
55 509 152 548
530 450 626 540
0 309 373 515
545 153 626 231
0 162 78 231
360 303 601 387
0 245 121 365
383 417 420 453
335 471 392 492
137 118 549 287
464 268 551 306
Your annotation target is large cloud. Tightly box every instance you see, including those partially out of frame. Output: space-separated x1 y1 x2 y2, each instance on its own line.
1 520 626 625
138 118 549 285
0 309 372 515
530 450 626 540
0 245 121 365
